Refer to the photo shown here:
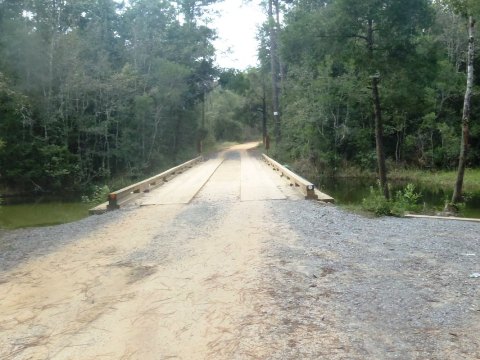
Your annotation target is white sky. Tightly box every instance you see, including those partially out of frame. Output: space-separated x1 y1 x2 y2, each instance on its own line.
207 0 265 70
115 0 265 70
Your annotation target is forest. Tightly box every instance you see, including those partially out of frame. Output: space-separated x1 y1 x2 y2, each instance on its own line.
0 0 221 193
0 0 479 203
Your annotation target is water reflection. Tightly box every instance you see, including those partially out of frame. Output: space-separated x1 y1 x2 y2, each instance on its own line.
316 177 480 218
0 195 91 229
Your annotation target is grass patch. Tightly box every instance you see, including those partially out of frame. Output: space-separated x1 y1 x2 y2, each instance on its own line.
389 168 480 193
334 167 480 193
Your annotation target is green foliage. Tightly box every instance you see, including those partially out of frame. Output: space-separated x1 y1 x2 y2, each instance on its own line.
362 183 422 216
1 0 479 196
40 145 80 188
443 0 480 17
391 184 423 215
0 0 219 193
205 88 258 142
255 0 480 180
362 185 393 216
81 185 110 204
218 69 251 95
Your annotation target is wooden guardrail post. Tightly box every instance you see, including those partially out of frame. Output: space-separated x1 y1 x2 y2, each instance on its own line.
107 193 119 211
262 154 334 202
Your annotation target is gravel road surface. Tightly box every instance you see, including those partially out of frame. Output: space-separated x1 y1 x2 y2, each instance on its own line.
0 143 478 359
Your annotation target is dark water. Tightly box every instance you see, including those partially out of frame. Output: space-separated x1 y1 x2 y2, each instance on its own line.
0 195 92 229
316 177 480 218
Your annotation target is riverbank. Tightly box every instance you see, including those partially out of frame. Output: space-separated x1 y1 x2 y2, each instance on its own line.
285 159 480 217
388 168 480 193
329 167 480 193
287 156 480 193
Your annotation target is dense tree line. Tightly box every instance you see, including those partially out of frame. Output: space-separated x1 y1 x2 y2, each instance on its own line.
2 0 479 201
0 0 219 192
252 0 479 201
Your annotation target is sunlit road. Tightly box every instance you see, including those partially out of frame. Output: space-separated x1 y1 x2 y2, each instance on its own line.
0 142 304 359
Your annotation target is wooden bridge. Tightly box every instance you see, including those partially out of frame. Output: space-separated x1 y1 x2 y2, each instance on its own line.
90 142 334 214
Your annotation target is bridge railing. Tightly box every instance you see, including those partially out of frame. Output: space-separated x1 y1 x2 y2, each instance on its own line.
106 156 203 210
262 154 334 202
262 154 317 199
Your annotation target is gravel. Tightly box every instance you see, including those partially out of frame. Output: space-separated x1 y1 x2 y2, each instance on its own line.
0 208 128 273
250 200 480 359
1 199 479 359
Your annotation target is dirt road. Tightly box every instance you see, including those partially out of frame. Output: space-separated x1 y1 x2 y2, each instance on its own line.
1 143 479 359
0 143 300 359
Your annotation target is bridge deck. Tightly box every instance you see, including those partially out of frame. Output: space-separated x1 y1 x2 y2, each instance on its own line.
139 143 299 206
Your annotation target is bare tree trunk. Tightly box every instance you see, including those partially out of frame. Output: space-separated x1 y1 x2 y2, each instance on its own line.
372 76 390 199
44 0 62 140
148 109 161 163
262 84 267 144
268 0 281 146
368 19 389 199
199 88 206 152
452 16 475 204
274 0 285 87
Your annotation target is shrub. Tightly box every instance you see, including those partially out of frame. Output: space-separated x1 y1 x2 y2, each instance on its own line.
362 185 392 216
82 185 110 204
362 183 422 216
391 183 422 216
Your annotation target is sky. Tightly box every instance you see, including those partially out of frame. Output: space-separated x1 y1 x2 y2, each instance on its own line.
207 0 266 70
114 0 265 70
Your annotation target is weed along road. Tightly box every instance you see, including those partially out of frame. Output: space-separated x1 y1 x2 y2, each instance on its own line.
1 143 479 359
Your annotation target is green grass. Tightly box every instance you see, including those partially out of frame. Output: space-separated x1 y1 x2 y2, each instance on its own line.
333 166 480 193
334 169 480 218
388 168 480 192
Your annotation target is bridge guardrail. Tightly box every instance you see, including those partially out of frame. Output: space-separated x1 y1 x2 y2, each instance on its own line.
105 156 203 211
262 154 334 202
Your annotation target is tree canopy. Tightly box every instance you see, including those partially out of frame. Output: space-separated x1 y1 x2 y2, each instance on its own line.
253 0 479 184
1 0 479 200
0 0 221 192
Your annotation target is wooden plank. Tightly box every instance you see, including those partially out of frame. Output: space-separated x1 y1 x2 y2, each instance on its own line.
314 189 335 203
89 201 109 215
241 152 286 201
262 154 335 202
107 156 203 210
141 158 224 205
262 154 316 199
405 214 480 223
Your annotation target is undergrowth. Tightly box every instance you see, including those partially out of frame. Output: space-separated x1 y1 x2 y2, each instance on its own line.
81 185 110 204
362 183 423 217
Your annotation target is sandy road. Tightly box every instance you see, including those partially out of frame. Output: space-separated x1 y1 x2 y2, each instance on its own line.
2 142 479 359
0 143 302 359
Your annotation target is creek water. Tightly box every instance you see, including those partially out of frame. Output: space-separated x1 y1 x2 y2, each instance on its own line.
316 177 480 218
0 196 92 229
